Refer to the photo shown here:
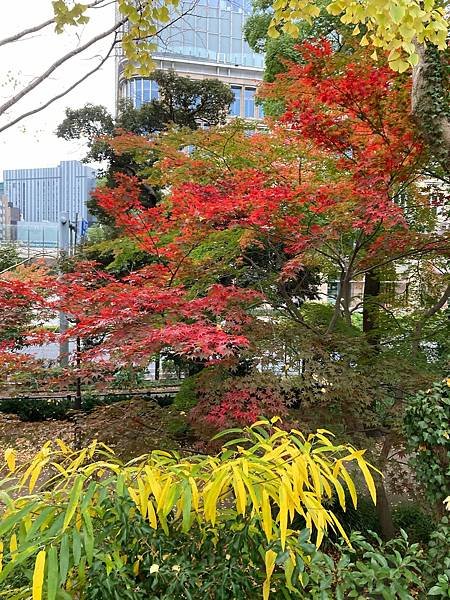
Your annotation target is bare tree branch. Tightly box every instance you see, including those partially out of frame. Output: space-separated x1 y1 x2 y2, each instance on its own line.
0 17 127 119
0 2 199 133
0 0 108 48
412 281 450 356
0 36 118 134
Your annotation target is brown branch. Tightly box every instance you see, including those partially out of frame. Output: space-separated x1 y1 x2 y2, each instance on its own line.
412 281 450 356
0 0 108 47
0 36 118 134
0 17 127 119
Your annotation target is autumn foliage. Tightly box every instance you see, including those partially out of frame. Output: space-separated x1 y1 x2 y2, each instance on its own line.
0 42 448 405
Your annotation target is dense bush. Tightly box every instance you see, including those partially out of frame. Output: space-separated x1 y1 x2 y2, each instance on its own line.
0 421 378 599
392 502 436 543
172 374 199 410
0 396 72 421
0 391 132 421
297 524 450 599
1 420 450 599
404 378 450 511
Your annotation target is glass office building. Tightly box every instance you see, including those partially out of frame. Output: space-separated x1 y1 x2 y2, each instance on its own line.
3 161 96 223
116 0 264 119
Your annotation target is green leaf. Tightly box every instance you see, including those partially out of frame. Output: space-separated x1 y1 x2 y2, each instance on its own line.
59 534 70 584
62 476 83 530
47 546 58 600
390 4 406 24
72 529 82 566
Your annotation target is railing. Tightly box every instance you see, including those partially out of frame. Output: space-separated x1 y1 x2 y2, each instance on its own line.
0 223 59 258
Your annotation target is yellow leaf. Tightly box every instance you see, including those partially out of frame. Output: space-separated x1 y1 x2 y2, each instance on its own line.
137 478 148 517
32 550 46 600
55 439 71 454
189 477 199 511
4 449 15 473
9 534 18 559
261 489 273 541
156 476 173 515
133 560 140 575
279 482 288 550
338 462 357 508
147 500 157 529
263 549 277 600
232 467 247 515
29 460 48 493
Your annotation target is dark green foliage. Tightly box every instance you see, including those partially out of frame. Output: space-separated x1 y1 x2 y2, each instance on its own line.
173 375 199 411
0 244 20 272
404 379 450 510
0 396 72 421
77 498 268 600
0 392 130 421
301 524 450 599
392 503 436 544
427 517 450 597
49 498 450 600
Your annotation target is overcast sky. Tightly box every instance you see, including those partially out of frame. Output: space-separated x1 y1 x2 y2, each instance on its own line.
0 0 116 178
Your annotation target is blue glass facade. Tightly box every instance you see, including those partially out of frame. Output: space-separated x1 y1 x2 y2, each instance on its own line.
155 1 263 69
3 161 96 223
117 0 264 119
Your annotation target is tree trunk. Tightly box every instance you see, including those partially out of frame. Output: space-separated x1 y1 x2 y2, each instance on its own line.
363 269 381 348
375 435 396 541
412 43 450 174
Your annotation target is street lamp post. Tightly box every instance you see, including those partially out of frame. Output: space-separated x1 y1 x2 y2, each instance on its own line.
58 212 70 368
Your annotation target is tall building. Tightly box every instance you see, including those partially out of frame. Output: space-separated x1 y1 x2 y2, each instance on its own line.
0 186 20 242
116 0 264 119
3 160 96 223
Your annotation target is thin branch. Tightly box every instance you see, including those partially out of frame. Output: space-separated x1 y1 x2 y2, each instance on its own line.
0 17 127 119
0 36 118 134
412 281 450 356
0 0 108 48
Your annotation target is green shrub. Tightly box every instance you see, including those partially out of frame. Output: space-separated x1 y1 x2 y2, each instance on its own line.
0 391 128 421
0 396 72 421
0 422 379 600
426 517 450 596
173 375 199 410
296 530 427 599
404 378 450 510
392 502 435 543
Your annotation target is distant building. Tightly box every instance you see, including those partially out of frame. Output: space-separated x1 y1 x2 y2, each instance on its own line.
3 160 96 223
0 189 20 242
116 0 264 119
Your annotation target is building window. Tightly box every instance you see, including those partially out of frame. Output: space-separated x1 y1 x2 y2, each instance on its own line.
143 79 151 103
135 79 143 108
327 281 340 303
230 85 241 116
150 80 159 101
244 87 256 118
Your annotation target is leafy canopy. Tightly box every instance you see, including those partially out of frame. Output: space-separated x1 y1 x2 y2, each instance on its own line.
268 0 449 72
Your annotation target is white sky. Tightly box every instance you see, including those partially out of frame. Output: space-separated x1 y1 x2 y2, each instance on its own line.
0 0 116 178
